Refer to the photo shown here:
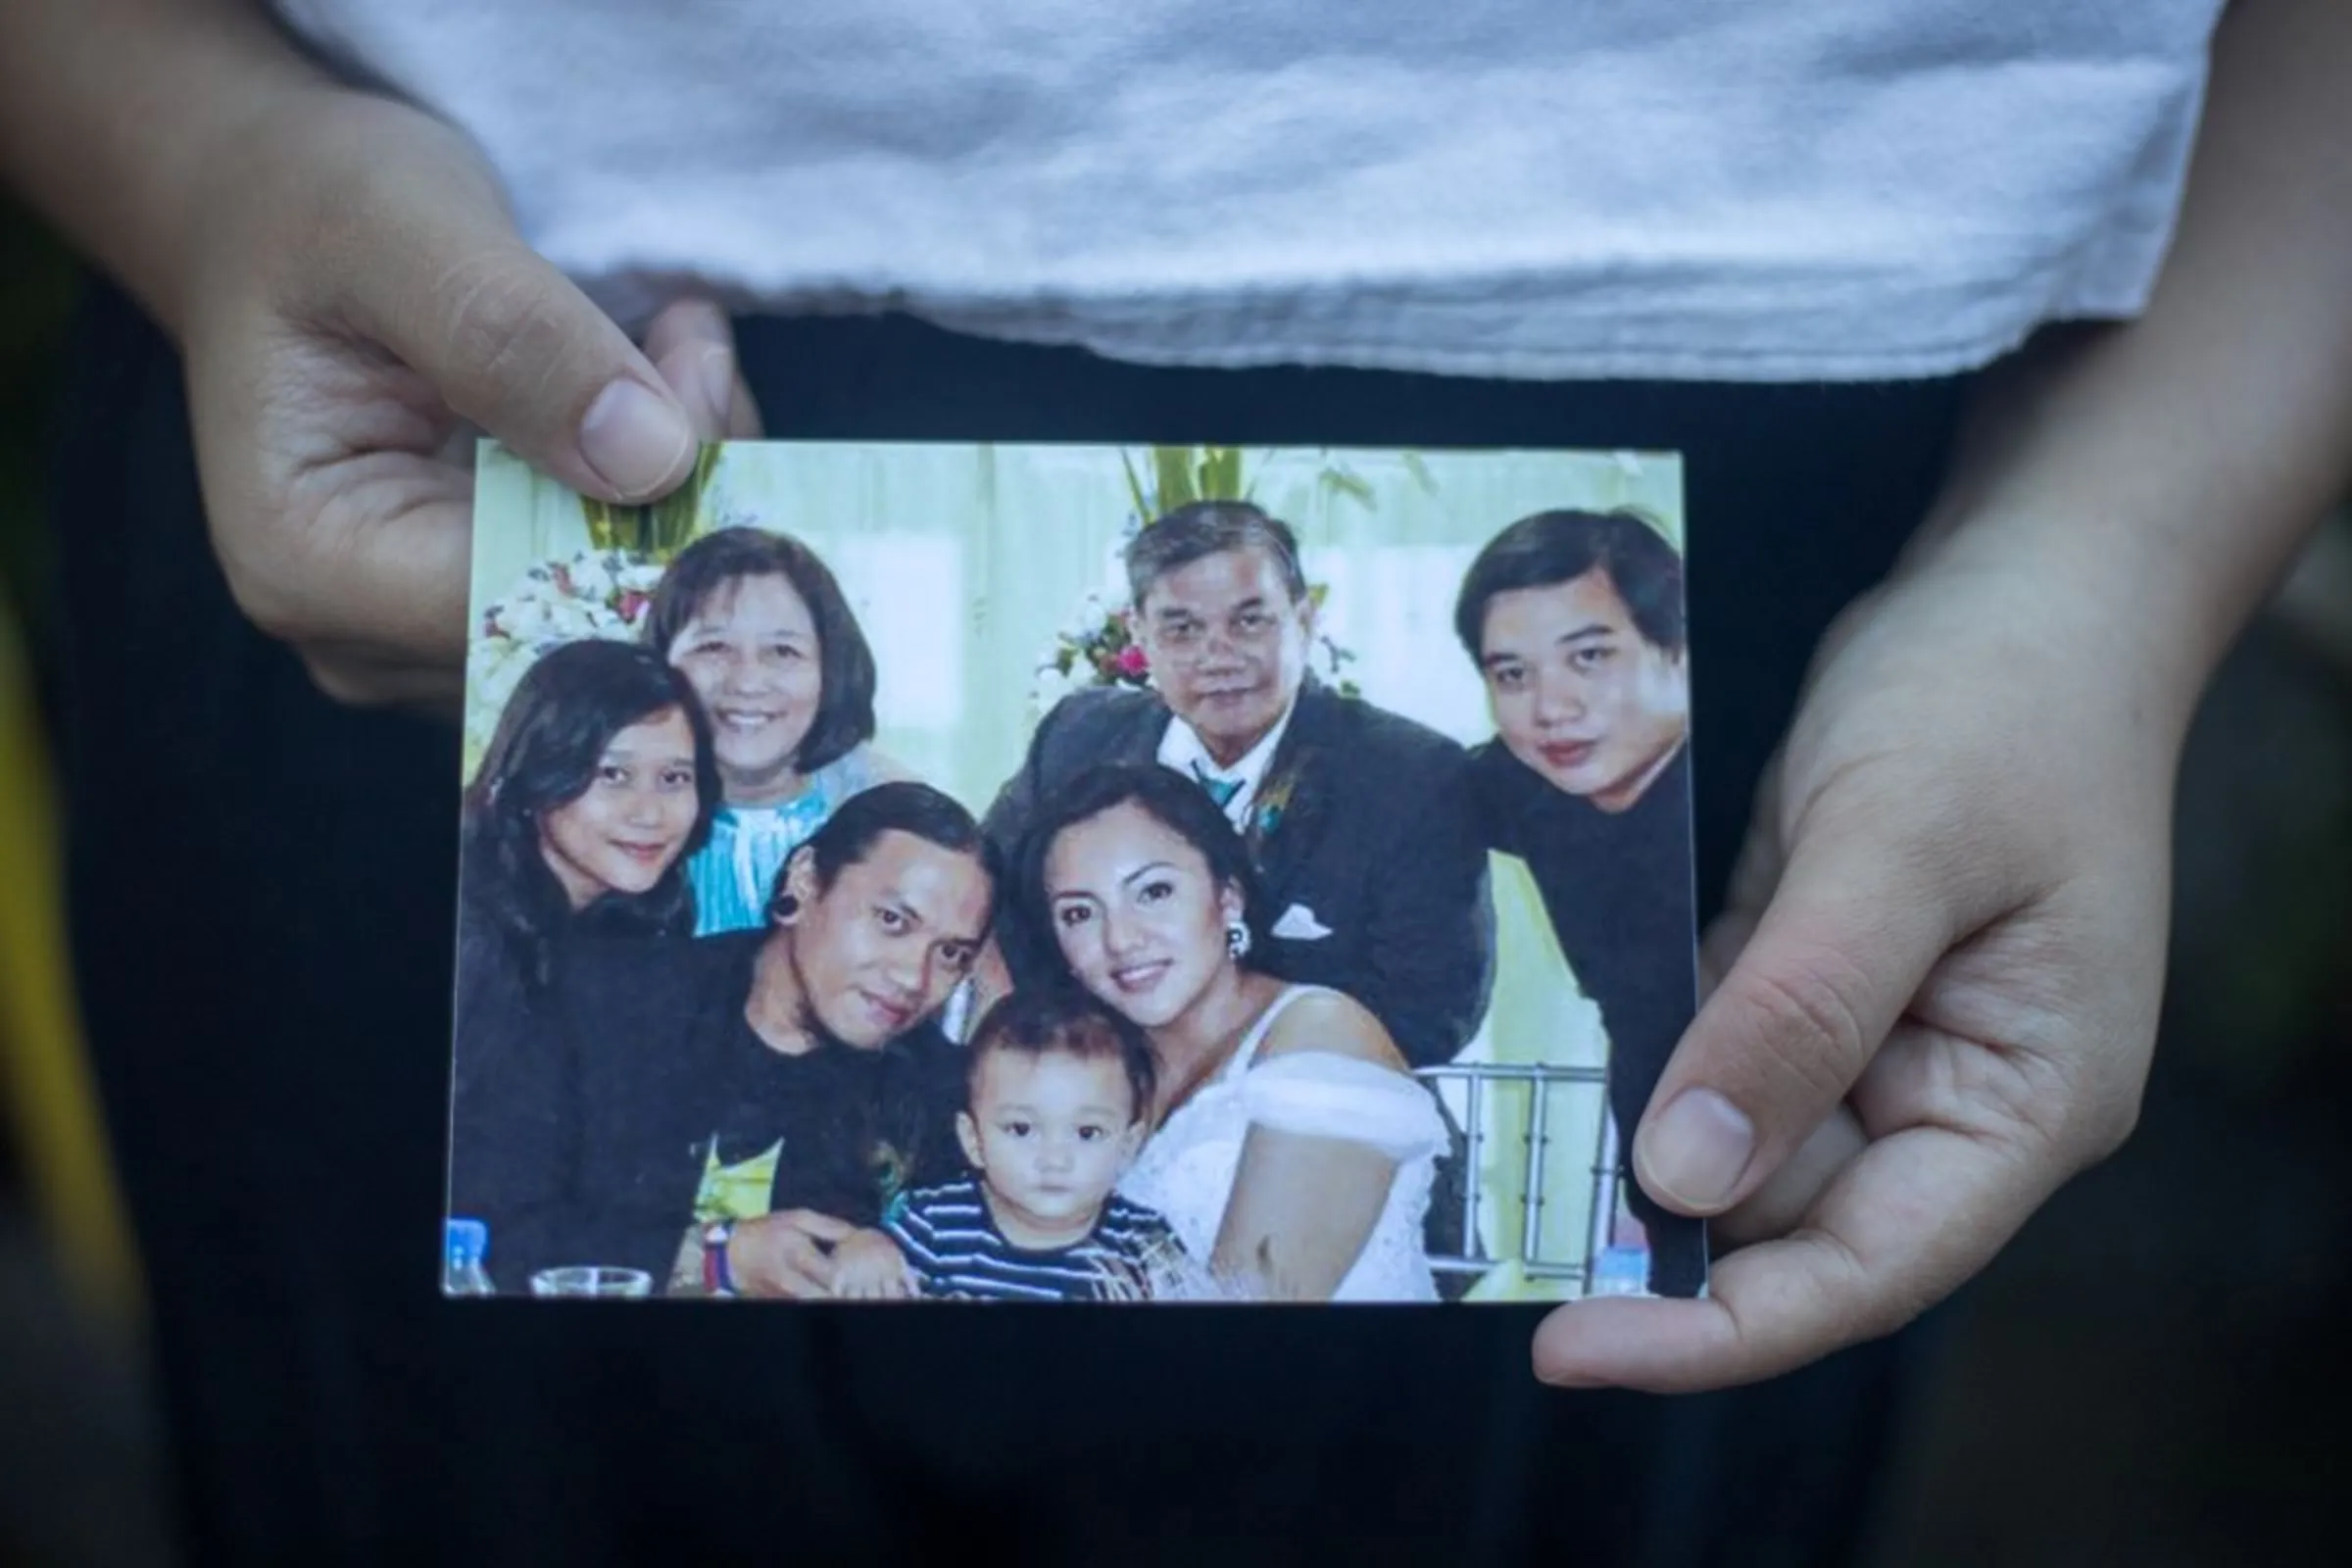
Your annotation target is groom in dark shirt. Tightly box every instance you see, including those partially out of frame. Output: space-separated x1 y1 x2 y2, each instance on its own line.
984 501 1494 1069
1456 509 1705 1295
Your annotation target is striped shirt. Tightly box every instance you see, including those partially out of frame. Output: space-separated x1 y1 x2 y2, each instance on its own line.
886 1176 1186 1303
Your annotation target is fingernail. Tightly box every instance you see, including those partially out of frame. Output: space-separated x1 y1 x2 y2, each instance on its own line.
696 344 734 430
1641 1089 1756 1210
1540 1364 1611 1390
578 378 693 501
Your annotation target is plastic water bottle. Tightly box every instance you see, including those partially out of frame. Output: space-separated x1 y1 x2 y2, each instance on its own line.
444 1218 497 1297
1588 1244 1651 1298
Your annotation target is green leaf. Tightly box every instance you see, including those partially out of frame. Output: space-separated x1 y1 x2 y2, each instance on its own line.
1120 450 1154 522
582 496 633 551
1400 450 1439 494
1319 463 1376 511
1154 447 1196 514
1199 445 1247 501
644 441 723 558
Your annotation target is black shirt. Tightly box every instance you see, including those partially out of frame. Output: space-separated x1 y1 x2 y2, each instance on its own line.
1471 740 1706 1291
700 934 967 1229
449 931 742 1286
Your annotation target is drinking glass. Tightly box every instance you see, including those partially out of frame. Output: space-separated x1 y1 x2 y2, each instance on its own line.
528 1265 655 1298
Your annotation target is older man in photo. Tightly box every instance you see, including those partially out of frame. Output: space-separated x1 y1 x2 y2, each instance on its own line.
986 501 1494 1070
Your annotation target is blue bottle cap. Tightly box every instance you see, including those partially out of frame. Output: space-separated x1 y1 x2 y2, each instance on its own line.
1590 1245 1651 1296
445 1217 489 1266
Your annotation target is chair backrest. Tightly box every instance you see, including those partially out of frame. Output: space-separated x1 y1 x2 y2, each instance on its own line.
1413 1061 1619 1294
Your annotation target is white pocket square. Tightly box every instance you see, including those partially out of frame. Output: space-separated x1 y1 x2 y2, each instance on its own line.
1271 904 1332 941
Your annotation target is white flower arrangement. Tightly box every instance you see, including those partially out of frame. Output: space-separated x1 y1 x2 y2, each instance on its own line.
464 549 668 772
1026 522 1152 721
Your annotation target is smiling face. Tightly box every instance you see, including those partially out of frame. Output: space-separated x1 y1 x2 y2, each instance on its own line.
777 829 993 1050
1134 547 1314 768
664 573 824 806
1479 567 1690 812
1043 802 1242 1032
956 1048 1142 1250
536 707 702 908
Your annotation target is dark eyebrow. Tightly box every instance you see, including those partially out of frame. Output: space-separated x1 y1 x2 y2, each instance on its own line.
1558 623 1615 644
1479 651 1525 671
1120 860 1178 889
683 617 808 641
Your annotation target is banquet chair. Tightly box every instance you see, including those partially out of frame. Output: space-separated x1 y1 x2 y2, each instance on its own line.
1413 1060 1621 1296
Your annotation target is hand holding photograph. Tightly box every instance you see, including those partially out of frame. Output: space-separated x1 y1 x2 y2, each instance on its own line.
445 440 1704 1304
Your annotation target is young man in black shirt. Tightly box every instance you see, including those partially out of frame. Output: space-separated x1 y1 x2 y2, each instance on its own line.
1455 510 1703 1294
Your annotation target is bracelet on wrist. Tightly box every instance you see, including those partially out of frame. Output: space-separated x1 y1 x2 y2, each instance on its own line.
702 1220 737 1298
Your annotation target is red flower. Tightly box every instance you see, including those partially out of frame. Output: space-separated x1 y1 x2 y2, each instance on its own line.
618 589 650 623
1115 644 1151 677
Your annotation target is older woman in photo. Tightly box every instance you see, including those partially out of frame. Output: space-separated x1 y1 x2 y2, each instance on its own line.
644 526 911 935
1015 762 1446 1302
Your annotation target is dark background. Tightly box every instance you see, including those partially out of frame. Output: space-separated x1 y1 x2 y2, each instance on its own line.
2 198 2347 1567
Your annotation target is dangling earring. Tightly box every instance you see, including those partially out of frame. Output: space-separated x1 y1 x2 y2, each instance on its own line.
1225 919 1251 961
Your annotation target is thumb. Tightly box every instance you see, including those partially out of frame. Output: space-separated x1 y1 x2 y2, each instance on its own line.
1634 813 1958 1217
346 197 699 504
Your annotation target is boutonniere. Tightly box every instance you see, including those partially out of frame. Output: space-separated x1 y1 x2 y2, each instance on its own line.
1252 768 1300 842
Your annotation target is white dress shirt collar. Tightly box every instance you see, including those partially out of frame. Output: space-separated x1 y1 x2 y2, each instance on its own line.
1155 698 1299 833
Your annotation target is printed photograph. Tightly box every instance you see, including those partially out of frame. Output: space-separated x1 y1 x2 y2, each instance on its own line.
447 440 1703 1303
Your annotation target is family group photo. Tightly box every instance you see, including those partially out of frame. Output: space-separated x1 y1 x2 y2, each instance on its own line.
448 440 1702 1305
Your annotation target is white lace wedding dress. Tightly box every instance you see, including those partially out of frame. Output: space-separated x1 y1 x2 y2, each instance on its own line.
1118 986 1446 1302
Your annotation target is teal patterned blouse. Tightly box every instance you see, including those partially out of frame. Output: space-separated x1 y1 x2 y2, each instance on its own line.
685 746 882 936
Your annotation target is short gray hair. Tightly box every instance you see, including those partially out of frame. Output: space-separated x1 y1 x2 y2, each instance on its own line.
1123 501 1308 608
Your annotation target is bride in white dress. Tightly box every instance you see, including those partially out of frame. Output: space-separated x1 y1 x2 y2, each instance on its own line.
1021 763 1446 1302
